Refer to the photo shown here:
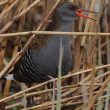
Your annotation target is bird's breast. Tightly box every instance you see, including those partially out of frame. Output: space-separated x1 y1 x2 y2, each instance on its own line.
31 35 73 77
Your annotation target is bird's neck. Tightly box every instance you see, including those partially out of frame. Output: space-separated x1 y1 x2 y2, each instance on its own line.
57 21 74 32
53 13 76 32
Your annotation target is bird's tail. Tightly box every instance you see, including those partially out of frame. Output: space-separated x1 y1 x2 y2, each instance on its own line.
5 74 14 80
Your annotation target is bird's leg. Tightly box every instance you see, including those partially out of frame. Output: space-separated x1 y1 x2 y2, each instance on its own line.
47 75 58 101
62 78 73 99
25 84 37 107
26 96 35 107
47 82 53 101
47 81 58 102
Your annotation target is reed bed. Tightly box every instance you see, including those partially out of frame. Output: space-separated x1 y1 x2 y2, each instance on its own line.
0 0 110 110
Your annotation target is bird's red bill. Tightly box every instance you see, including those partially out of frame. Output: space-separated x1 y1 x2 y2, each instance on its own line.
76 9 98 21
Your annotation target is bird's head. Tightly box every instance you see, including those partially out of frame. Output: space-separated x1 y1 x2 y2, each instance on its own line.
56 2 98 22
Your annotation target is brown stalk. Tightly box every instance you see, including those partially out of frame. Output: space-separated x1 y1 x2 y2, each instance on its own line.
88 67 96 104
0 0 41 33
1 31 110 38
3 0 28 98
87 72 110 110
0 0 14 100
0 64 110 103
0 0 19 18
0 0 9 6
0 0 61 79
81 0 97 46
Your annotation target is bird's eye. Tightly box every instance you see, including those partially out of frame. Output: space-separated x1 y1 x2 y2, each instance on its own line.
68 5 75 11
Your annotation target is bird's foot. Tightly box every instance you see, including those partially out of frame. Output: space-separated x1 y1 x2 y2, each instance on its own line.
27 101 37 107
26 96 37 107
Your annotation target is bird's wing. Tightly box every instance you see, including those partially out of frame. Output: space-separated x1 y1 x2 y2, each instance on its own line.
31 14 58 49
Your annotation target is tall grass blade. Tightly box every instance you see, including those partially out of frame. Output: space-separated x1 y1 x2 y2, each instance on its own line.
104 82 110 110
56 37 64 110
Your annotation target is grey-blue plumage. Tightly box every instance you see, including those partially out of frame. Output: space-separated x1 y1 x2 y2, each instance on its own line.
11 2 79 84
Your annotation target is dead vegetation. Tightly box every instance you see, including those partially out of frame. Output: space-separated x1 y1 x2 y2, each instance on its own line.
0 0 110 110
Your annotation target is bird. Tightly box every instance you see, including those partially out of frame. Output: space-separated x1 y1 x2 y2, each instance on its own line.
8 2 77 83
5 1 96 107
